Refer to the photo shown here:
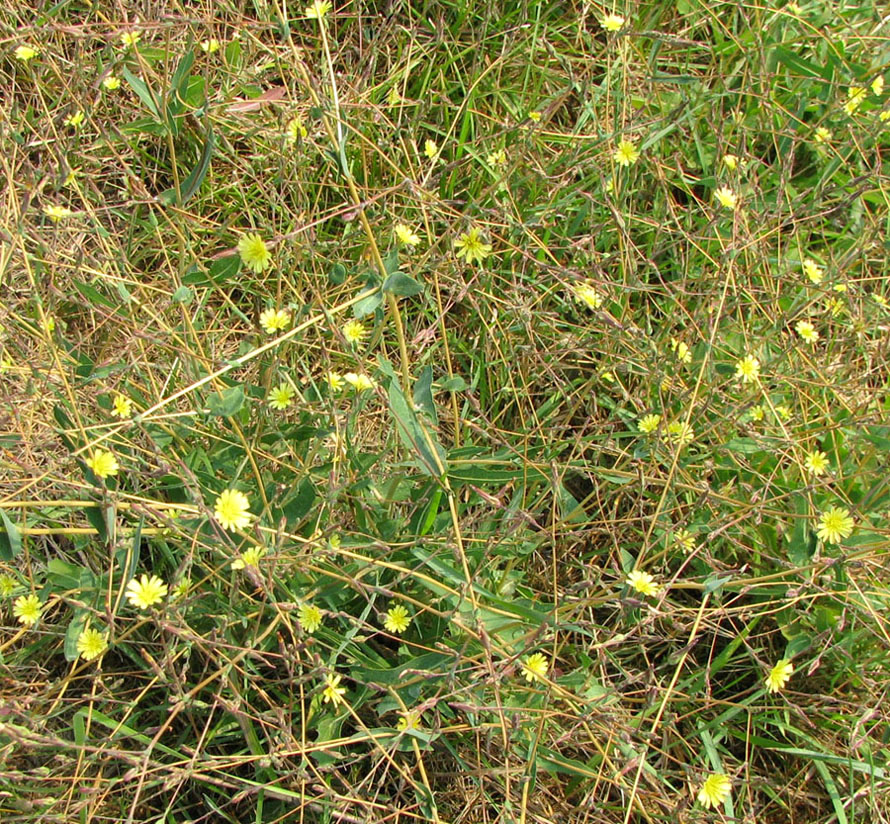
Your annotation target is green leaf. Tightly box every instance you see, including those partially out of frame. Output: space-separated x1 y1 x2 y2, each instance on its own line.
0 510 23 561
413 366 437 424
436 376 468 392
158 125 214 206
168 47 195 106
206 385 245 417
47 558 84 590
329 262 347 285
121 66 160 120
387 378 447 477
72 279 116 309
171 285 193 304
382 272 424 297
354 287 383 319
64 611 87 662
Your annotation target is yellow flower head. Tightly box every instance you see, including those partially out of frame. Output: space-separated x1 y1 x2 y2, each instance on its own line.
666 420 694 447
326 371 345 392
286 116 308 142
613 138 640 167
521 652 549 682
0 574 17 597
259 307 290 335
112 394 133 418
749 404 765 422
85 449 120 479
268 384 295 410
794 320 819 344
394 223 421 246
424 139 438 159
697 773 731 809
322 673 346 704
872 76 884 96
844 86 867 115
804 450 829 476
120 31 141 48
200 38 221 53
232 546 265 570
802 258 824 283
238 233 272 273
342 319 367 344
15 45 39 61
396 709 422 731
383 604 411 634
298 602 323 633
344 372 376 392
65 111 86 129
77 627 109 661
454 226 493 265
722 153 739 171
573 280 603 311
715 186 739 210
43 204 73 222
102 74 121 90
627 569 660 597
673 529 696 553
305 0 332 19
638 413 661 434
671 338 692 363
124 574 168 609
13 593 42 627
214 489 252 532
816 506 854 544
765 658 794 693
601 13 626 31
735 354 760 384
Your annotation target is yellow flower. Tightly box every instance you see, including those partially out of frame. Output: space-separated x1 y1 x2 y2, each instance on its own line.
528 111 542 123
200 38 220 53
102 74 121 90
13 593 42 627
0 574 17 597
826 296 844 317
879 110 890 123
396 709 422 731
871 76 884 96
77 627 109 661
521 652 549 682
454 226 492 265
383 604 411 634
804 450 829 476
326 371 345 392
843 86 867 115
232 546 265 569
816 506 854 544
601 13 626 31
673 529 696 553
487 148 507 168
424 139 438 159
814 126 831 144
85 449 120 479
794 320 819 344
722 153 739 170
214 489 252 531
715 186 739 210
342 319 367 344
112 394 133 418
394 223 421 246
765 659 794 693
802 258 824 284
124 574 168 609
344 372 376 391
172 579 190 599
120 31 141 47
666 420 694 447
573 280 603 310
613 138 639 166
65 111 86 129
15 45 39 61
627 570 660 597
259 307 290 334
322 673 346 704
775 404 792 421
286 116 308 142
298 602 323 633
735 354 760 384
268 384 295 410
697 773 731 809
638 413 661 434
238 233 272 273
671 338 691 363
43 204 73 222
304 0 332 19
749 404 765 422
